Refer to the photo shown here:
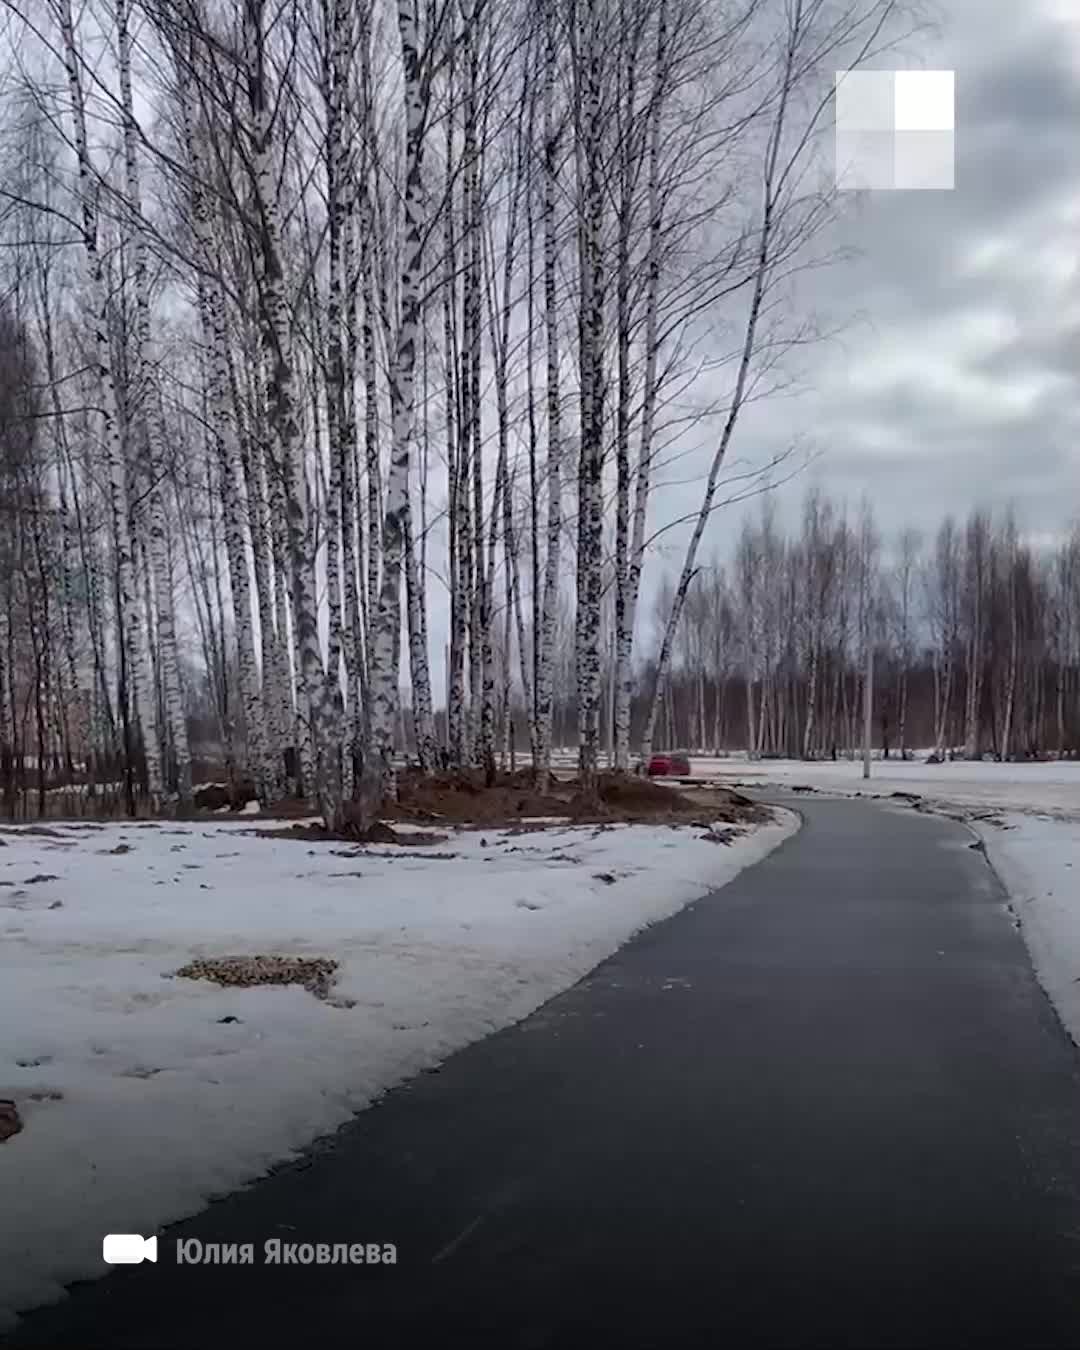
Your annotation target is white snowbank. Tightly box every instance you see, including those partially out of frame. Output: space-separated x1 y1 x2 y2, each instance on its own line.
0 809 796 1327
975 814 1080 1045
699 755 1080 819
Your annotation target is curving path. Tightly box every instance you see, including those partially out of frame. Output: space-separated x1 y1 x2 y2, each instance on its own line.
8 795 1080 1349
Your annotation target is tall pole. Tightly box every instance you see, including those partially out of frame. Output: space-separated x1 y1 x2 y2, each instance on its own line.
444 642 451 754
607 628 616 767
863 617 873 779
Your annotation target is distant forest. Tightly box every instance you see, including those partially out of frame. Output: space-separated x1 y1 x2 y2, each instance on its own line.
631 495 1080 762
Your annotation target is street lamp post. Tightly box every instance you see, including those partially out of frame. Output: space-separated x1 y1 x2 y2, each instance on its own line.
863 609 875 780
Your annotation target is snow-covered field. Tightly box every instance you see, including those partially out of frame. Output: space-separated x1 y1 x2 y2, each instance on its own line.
698 755 1080 1060
977 817 1080 1049
0 809 796 1328
700 753 1080 820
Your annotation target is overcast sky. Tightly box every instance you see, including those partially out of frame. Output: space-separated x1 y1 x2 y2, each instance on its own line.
656 0 1080 573
421 0 1080 687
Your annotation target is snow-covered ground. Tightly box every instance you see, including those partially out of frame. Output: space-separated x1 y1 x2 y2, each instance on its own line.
698 753 1080 820
0 809 796 1328
697 755 1080 1059
974 817 1080 1048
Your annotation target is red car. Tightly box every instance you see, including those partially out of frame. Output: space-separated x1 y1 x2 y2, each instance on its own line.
646 750 691 777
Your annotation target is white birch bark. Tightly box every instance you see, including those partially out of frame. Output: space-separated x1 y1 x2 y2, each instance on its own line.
358 17 383 626
322 0 356 715
118 0 191 804
233 346 289 795
612 0 662 773
501 454 534 742
443 46 470 769
363 0 428 805
55 0 163 810
243 0 341 824
532 0 563 792
39 291 87 765
574 0 607 796
404 502 436 770
175 40 269 800
460 0 485 767
338 45 364 794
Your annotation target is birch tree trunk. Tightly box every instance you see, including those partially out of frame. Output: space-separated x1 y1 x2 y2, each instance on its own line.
55 0 163 811
574 0 607 799
244 0 341 825
173 31 269 800
362 0 428 809
611 20 638 776
117 0 191 805
614 0 667 773
532 0 563 792
639 1 803 769
404 504 436 771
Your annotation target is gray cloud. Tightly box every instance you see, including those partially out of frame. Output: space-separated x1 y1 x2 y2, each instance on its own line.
650 0 1080 578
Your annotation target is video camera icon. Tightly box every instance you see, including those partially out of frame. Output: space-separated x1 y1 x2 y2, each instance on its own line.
102 1234 158 1265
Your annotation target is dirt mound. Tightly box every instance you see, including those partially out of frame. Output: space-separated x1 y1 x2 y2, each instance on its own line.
256 796 315 819
390 768 569 825
357 821 400 844
673 783 767 819
596 773 697 814
192 784 230 811
252 769 769 839
567 791 611 820
192 779 258 812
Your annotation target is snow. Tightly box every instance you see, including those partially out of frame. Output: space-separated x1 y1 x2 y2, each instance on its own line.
0 809 797 1328
975 815 1080 1048
693 754 1080 820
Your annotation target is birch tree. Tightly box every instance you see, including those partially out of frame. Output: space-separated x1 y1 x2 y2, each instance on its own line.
54 0 165 809
361 0 434 808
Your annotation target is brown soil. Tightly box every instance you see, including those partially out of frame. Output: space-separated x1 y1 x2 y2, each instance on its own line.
387 767 733 826
387 768 571 825
252 819 453 846
173 953 340 1001
245 769 767 843
191 780 259 813
672 785 771 825
596 773 696 813
256 796 321 819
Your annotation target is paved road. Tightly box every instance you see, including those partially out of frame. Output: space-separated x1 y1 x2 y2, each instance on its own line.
9 796 1080 1349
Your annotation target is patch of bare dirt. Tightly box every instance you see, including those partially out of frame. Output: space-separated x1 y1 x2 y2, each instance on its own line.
597 774 696 814
243 796 314 821
700 826 739 845
391 768 766 828
246 770 770 842
173 954 341 1001
390 769 570 825
675 785 771 826
254 820 451 846
187 779 260 815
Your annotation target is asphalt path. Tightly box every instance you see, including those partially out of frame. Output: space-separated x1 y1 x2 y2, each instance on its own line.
8 794 1080 1349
